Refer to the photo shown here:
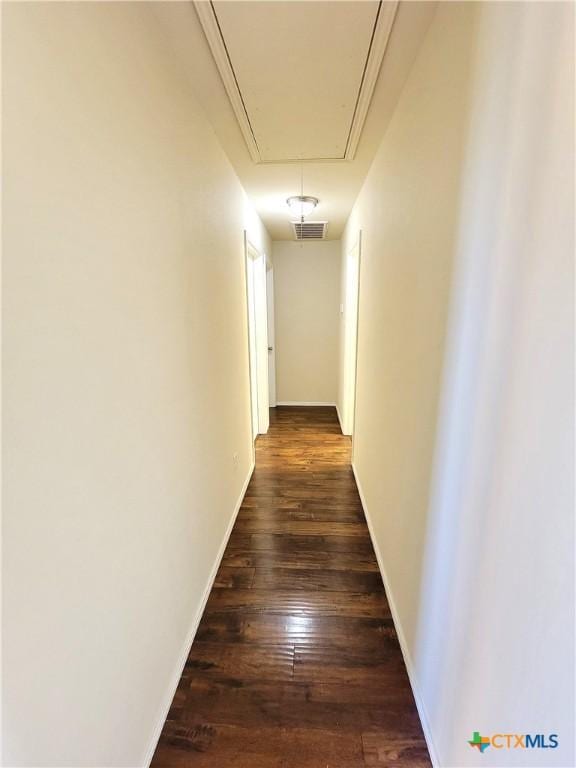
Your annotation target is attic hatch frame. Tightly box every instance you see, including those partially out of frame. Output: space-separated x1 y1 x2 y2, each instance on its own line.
194 0 399 164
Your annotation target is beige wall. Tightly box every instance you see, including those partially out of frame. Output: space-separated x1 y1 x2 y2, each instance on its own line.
273 240 340 405
1 3 269 765
342 2 574 766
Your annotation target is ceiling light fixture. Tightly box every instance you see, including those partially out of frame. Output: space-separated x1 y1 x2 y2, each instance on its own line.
286 195 319 220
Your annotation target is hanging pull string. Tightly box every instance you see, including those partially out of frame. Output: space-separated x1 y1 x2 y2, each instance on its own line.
300 155 304 218
300 156 304 248
300 157 304 222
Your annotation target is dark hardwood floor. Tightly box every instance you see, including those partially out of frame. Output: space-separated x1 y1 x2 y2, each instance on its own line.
151 406 431 767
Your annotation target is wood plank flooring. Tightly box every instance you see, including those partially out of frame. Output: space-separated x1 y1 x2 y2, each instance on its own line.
151 406 431 767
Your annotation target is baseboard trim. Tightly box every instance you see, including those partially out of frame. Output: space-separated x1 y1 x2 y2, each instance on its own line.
335 404 344 432
351 461 441 768
143 460 255 767
276 401 336 407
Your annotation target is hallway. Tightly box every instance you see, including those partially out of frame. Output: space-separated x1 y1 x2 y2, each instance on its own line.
151 407 430 767
2 2 573 765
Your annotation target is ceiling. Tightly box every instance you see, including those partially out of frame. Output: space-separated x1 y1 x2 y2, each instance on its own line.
153 1 436 240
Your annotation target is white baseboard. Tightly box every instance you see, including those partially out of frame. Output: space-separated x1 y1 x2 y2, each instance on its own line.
351 462 441 768
335 404 344 432
276 401 337 407
143 460 255 767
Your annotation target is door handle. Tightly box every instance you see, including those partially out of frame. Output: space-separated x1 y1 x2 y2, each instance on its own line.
268 346 273 352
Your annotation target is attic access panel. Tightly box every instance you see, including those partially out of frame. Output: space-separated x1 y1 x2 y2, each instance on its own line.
196 1 398 163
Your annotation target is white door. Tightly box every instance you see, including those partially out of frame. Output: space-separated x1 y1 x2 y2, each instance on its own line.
245 237 270 439
245 252 259 441
266 264 277 408
343 238 361 437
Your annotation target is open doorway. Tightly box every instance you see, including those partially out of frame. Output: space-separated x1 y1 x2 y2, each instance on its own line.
342 234 361 440
244 235 270 446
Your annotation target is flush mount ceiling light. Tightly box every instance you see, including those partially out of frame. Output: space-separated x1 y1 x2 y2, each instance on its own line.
286 195 319 220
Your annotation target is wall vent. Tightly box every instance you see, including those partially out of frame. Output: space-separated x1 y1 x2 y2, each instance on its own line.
291 221 328 241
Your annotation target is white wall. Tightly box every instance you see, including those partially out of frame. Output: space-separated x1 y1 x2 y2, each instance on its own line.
1 3 270 766
342 2 574 766
272 240 340 405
